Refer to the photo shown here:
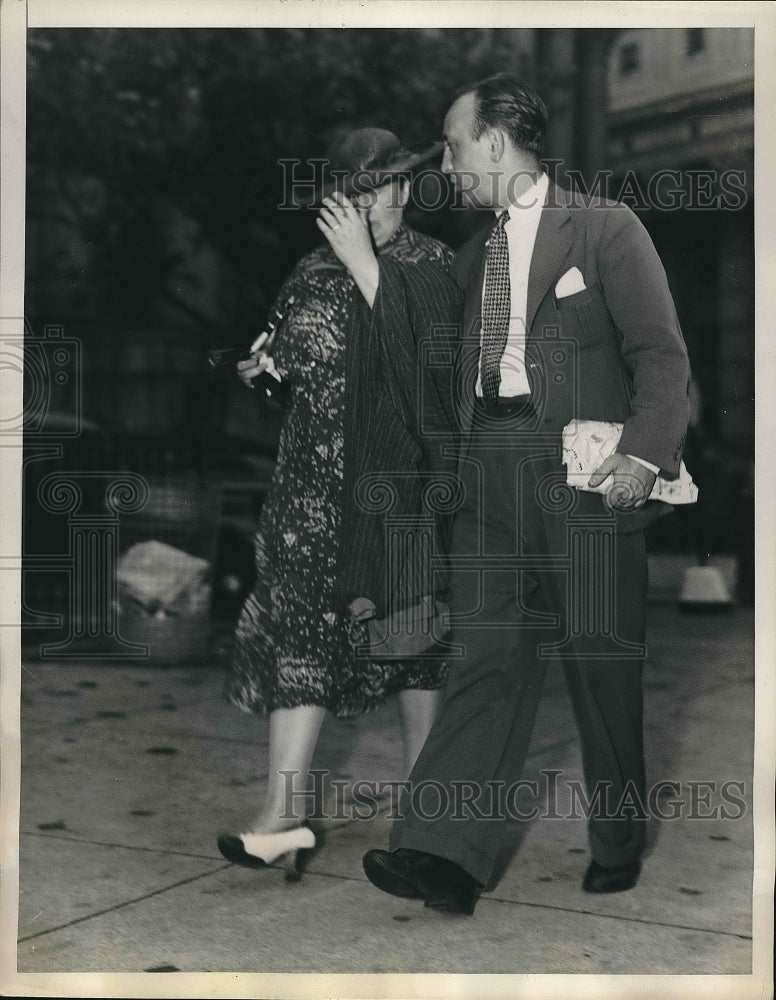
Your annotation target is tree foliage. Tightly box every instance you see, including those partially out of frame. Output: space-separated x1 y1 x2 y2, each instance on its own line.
27 28 526 335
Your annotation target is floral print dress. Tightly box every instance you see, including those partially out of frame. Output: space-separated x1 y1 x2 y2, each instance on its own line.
226 227 454 717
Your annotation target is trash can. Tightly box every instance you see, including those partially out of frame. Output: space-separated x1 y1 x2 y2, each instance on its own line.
117 476 220 663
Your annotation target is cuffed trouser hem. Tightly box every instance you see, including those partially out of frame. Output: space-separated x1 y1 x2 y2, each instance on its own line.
389 826 494 889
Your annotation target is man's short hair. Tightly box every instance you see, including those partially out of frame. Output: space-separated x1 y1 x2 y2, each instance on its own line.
459 74 548 156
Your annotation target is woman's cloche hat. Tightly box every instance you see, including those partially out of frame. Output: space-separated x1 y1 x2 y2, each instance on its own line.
297 127 442 207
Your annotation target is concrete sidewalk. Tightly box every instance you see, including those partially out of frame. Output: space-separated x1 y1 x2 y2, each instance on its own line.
6 593 768 993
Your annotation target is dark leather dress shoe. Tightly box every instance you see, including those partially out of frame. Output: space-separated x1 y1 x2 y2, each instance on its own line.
583 859 641 893
363 848 479 915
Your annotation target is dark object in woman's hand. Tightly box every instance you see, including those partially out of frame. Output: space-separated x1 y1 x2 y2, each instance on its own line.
207 346 290 417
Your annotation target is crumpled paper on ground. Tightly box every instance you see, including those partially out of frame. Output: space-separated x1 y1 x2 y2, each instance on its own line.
562 419 698 504
118 540 210 617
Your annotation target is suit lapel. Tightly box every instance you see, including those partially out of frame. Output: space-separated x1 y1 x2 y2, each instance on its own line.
526 182 573 333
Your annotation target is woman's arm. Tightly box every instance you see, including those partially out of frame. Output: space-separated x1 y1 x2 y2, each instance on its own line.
316 193 379 307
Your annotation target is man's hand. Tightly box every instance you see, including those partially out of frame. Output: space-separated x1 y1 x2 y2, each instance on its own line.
588 453 657 511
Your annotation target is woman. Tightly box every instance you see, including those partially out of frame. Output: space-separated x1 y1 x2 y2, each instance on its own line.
217 129 462 878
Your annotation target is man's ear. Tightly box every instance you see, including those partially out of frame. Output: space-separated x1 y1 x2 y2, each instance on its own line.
397 178 410 207
488 128 506 163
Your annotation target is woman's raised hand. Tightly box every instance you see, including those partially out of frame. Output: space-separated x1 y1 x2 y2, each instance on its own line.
317 192 375 271
317 191 380 307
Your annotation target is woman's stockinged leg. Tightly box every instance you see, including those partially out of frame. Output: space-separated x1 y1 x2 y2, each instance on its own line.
246 704 327 834
398 688 441 774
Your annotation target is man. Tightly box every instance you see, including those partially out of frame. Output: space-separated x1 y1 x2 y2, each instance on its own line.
362 74 691 915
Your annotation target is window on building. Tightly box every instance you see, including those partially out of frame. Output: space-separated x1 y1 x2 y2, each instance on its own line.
619 42 640 75
686 28 706 56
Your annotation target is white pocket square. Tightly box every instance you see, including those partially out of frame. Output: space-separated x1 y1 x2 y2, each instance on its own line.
555 266 586 298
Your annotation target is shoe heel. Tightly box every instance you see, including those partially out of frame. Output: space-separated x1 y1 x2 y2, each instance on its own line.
283 849 302 882
283 828 323 882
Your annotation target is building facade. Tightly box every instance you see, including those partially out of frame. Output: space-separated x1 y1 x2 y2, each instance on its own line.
605 27 754 460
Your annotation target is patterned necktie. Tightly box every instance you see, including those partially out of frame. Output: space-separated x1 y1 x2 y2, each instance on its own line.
480 209 511 405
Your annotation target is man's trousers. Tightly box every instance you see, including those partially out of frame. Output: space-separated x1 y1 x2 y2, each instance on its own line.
391 414 649 887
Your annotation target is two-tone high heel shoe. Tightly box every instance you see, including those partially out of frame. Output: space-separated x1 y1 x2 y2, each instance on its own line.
217 825 316 882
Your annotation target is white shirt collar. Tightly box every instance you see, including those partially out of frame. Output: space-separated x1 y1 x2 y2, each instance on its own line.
498 171 549 219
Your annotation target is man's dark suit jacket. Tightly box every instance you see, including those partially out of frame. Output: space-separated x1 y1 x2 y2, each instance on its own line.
452 180 692 532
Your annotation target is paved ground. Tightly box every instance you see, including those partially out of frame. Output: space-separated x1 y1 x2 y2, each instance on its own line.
2 557 772 999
